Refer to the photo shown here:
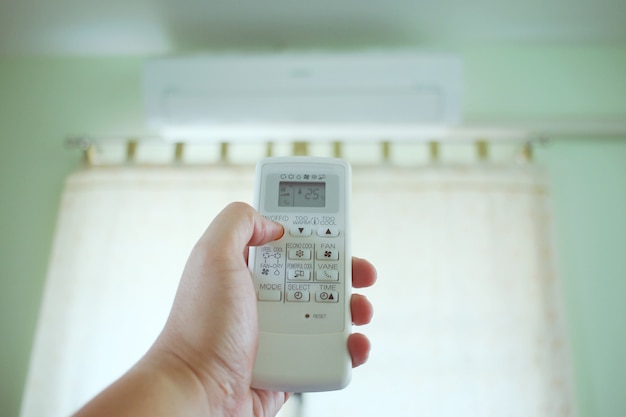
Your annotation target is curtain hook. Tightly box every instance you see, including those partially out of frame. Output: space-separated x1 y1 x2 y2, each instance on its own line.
332 141 343 158
293 141 309 156
428 141 440 163
521 141 533 162
126 139 138 164
381 141 391 163
174 142 185 163
476 140 489 162
220 142 229 163
84 145 97 166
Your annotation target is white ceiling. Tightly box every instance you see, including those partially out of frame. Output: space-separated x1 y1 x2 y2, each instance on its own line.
1 0 625 55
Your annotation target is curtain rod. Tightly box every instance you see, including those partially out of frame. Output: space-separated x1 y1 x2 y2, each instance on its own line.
63 118 626 166
65 137 540 167
65 118 626 148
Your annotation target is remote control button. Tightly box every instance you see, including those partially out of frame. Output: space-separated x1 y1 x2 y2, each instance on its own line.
262 251 283 262
316 270 339 281
288 269 311 281
258 289 282 302
316 291 339 303
316 249 339 261
289 248 311 260
287 290 310 302
290 226 312 237
317 226 339 237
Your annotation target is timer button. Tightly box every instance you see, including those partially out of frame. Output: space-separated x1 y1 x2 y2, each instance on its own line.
316 291 339 303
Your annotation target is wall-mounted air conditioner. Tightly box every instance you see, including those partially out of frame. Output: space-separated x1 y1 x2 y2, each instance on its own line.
143 51 463 142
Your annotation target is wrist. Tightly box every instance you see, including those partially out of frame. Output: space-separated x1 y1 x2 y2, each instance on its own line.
73 347 213 417
147 341 248 417
138 348 215 417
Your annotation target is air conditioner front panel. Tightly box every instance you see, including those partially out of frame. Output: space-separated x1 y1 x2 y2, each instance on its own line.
143 52 463 140
162 88 444 125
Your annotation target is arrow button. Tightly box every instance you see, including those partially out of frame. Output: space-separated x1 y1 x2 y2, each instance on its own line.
317 226 339 237
289 226 312 237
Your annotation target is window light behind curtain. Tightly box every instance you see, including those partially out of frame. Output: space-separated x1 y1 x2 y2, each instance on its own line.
20 143 574 417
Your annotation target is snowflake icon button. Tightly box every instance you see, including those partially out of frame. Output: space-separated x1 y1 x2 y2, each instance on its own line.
288 248 311 260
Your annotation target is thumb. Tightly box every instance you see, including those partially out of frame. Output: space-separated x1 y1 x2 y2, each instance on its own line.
198 202 284 264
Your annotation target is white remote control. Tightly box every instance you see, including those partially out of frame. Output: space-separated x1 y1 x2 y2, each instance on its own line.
249 156 352 392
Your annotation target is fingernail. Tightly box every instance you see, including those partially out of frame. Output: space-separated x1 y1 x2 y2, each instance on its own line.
275 223 285 240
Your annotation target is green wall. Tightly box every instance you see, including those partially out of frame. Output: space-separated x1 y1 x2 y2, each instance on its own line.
1 47 625 417
0 57 147 416
535 139 626 417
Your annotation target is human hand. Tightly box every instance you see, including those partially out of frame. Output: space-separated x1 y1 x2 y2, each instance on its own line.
157 202 375 416
74 202 375 417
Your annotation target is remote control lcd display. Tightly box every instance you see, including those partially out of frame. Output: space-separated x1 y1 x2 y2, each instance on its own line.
278 182 326 207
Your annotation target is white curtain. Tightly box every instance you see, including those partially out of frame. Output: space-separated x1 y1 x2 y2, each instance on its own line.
20 159 574 417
